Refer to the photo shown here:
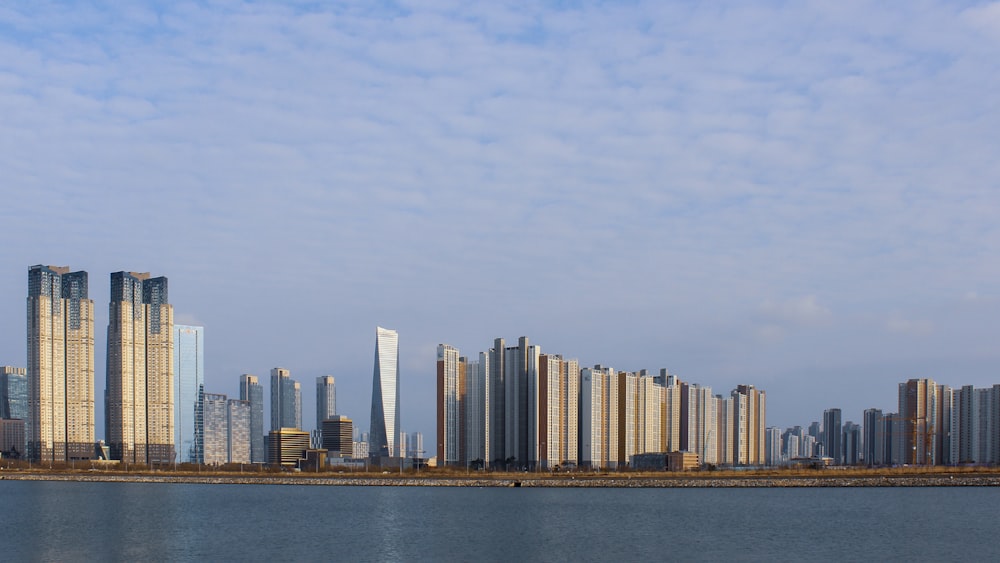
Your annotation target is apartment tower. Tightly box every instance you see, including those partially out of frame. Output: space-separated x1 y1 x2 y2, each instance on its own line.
27 265 95 462
106 271 174 464
369 327 400 459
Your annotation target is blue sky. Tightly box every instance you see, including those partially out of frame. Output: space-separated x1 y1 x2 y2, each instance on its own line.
2 1 1000 441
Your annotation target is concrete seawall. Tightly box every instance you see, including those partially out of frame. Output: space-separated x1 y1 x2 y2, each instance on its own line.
2 473 999 487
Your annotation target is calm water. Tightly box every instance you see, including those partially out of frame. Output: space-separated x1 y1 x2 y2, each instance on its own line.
1 481 997 562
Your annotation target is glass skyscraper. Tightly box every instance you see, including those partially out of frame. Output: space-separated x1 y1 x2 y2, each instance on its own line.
0 366 27 420
240 374 264 463
316 375 336 430
270 368 300 430
174 325 204 462
369 326 399 459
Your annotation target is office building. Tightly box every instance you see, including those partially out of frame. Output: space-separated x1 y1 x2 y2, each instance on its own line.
239 374 265 463
843 422 861 465
268 428 310 467
321 415 353 457
270 368 301 430
174 325 204 463
369 326 399 459
316 375 336 431
27 266 95 462
0 366 28 420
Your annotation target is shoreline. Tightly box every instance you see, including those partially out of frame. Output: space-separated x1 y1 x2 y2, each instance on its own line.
2 472 999 488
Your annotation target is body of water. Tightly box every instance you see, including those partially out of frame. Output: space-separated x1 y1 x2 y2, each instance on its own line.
1 481 996 561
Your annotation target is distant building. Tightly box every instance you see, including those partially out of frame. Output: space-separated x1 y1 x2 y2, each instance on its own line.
436 344 462 466
843 422 861 465
823 408 843 465
227 399 251 464
316 376 336 431
201 393 228 465
239 374 265 463
27 265 95 462
0 418 26 458
270 368 301 430
268 428 310 467
174 325 204 463
863 409 884 466
370 327 400 459
321 416 354 458
899 378 942 465
106 271 174 464
0 366 27 420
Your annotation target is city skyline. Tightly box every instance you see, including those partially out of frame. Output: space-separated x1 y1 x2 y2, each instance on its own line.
2 2 1000 442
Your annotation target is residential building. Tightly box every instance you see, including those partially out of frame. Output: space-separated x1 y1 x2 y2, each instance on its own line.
27 266 95 462
106 271 174 464
227 399 251 464
863 408 885 466
823 408 843 465
201 392 228 465
898 378 942 465
436 344 462 466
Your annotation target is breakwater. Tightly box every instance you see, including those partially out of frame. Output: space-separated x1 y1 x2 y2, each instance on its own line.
2 472 999 487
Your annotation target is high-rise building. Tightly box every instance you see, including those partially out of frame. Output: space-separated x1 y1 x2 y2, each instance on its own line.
369 326 400 459
823 408 843 464
321 415 354 457
898 378 941 465
239 374 265 463
174 325 204 463
227 399 251 464
0 366 28 420
26 266 95 462
106 271 174 464
765 427 782 466
0 418 26 458
316 375 336 431
732 385 766 466
436 344 462 466
201 392 229 465
268 428 310 467
464 353 487 468
579 366 605 469
270 368 300 430
843 422 861 465
863 408 885 466
487 338 506 466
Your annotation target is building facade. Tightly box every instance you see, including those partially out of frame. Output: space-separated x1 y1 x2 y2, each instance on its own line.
369 327 400 459
27 265 95 463
270 368 301 430
316 376 336 431
174 325 204 463
106 271 174 464
239 374 265 463
0 366 28 421
321 415 354 457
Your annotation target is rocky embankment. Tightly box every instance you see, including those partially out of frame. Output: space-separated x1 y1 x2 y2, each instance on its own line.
2 472 999 487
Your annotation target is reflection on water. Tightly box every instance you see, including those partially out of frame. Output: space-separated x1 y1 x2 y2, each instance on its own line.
2 482 999 562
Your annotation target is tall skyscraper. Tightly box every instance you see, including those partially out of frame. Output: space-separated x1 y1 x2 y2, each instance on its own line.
863 408 885 466
174 325 204 462
0 366 28 420
436 344 461 466
732 385 766 466
201 392 229 465
899 378 941 465
227 398 251 464
823 408 843 465
239 374 265 463
369 326 399 459
316 375 336 430
106 271 174 464
27 265 95 462
270 368 300 430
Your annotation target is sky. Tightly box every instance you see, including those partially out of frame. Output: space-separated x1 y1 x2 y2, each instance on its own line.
2 1 1000 442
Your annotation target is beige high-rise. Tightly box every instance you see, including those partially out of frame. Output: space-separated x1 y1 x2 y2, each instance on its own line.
106 271 174 464
27 265 95 462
